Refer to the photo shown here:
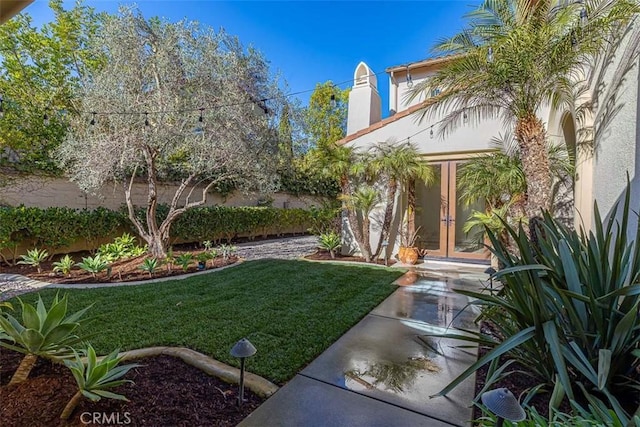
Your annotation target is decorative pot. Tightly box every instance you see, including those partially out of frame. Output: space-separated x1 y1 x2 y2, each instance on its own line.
197 261 206 270
398 246 419 265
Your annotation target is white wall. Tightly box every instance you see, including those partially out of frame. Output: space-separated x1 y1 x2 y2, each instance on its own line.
390 68 436 113
590 21 640 240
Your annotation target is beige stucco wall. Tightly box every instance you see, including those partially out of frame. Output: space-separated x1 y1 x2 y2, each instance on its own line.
589 20 640 239
0 175 323 210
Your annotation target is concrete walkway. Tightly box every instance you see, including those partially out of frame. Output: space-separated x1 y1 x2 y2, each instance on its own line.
240 266 485 427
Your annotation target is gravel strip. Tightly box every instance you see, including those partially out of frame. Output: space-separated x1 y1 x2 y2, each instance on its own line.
235 235 318 260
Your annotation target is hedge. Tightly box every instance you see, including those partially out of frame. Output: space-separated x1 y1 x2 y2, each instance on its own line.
0 204 339 260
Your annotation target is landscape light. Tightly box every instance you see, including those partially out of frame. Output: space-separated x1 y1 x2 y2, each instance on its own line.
481 388 526 427
484 266 497 292
230 338 257 408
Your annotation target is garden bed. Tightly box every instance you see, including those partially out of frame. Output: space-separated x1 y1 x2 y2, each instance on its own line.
0 349 262 426
0 251 239 284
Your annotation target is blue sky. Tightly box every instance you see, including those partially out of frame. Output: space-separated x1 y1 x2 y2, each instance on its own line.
27 1 478 115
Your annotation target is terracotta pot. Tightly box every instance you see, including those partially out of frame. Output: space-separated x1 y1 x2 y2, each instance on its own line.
398 246 419 265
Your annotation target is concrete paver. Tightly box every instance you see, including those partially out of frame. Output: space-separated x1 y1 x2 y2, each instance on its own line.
239 375 451 427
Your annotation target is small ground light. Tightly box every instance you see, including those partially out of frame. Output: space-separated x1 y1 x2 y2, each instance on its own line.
481 388 526 426
230 338 257 408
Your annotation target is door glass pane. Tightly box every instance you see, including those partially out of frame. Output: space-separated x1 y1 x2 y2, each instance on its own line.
454 171 486 254
415 164 442 251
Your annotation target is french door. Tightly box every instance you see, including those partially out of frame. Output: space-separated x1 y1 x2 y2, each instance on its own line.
414 161 488 261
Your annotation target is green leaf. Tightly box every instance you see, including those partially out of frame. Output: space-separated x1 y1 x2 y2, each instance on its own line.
542 320 574 400
21 300 41 330
598 349 612 390
20 328 44 352
433 326 536 397
92 389 129 401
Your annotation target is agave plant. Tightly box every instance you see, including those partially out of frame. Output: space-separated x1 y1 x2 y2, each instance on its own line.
52 255 75 276
0 293 92 385
175 253 194 271
138 258 159 277
61 344 140 420
426 184 640 422
76 255 109 278
318 232 341 259
17 248 49 273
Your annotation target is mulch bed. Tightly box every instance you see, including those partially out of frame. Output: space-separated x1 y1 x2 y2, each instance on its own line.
305 250 397 266
1 349 263 426
0 252 239 284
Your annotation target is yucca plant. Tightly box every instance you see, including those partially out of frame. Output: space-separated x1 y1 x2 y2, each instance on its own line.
17 248 49 273
218 244 237 261
0 293 92 385
175 253 193 271
52 255 75 276
426 184 640 422
61 344 140 420
138 258 159 277
76 255 109 278
318 232 341 259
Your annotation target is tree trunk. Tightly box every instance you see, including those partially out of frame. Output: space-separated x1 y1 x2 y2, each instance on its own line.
9 353 38 385
361 216 372 262
60 391 83 420
147 233 167 259
515 114 553 219
373 179 398 260
341 177 366 257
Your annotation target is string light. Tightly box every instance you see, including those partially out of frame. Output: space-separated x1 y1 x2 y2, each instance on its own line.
0 95 4 118
406 66 413 87
463 112 468 123
144 112 150 127
89 112 96 126
487 46 494 63
43 110 50 126
198 108 204 123
430 126 434 139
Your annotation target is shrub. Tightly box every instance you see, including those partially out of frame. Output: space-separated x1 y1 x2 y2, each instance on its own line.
52 255 75 276
138 258 159 277
175 253 193 271
76 255 109 278
17 248 49 273
429 185 640 422
318 232 341 259
97 233 145 262
0 293 92 385
61 344 140 420
218 244 236 260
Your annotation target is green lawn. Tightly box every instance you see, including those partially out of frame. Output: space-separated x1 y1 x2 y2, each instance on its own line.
15 259 403 384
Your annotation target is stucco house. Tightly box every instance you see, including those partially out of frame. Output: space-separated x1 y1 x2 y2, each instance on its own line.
338 19 640 262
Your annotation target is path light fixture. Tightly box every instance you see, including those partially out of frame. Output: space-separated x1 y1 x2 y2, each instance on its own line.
230 338 257 408
484 267 497 294
481 388 526 427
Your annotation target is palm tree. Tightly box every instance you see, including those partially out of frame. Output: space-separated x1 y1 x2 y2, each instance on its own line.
340 185 381 262
368 141 435 259
411 0 637 219
308 143 369 256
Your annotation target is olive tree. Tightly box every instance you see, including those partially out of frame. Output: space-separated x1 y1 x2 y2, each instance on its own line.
57 8 281 257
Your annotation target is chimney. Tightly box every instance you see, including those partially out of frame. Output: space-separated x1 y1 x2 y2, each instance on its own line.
346 62 382 135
